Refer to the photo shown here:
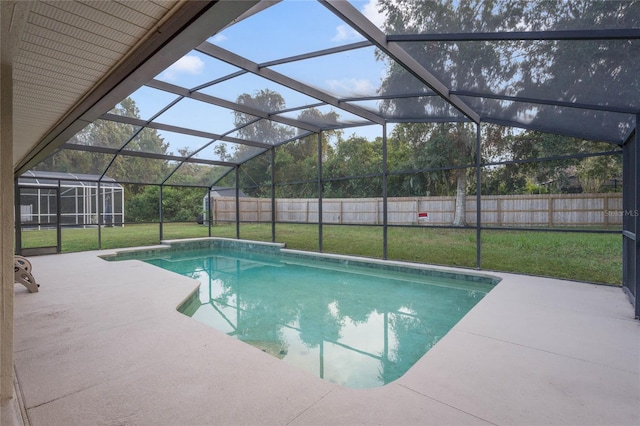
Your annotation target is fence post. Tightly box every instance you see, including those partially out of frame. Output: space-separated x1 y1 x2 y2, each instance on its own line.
273 198 277 226
548 194 554 227
209 196 213 226
213 198 216 225
257 199 261 223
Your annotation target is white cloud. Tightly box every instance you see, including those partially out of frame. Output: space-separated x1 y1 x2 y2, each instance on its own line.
331 0 387 42
331 24 361 42
159 55 205 82
327 78 375 96
361 0 386 30
210 33 227 43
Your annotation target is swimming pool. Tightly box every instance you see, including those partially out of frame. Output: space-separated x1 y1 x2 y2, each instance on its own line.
106 239 499 389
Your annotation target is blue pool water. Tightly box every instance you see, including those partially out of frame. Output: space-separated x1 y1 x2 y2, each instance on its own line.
111 242 497 389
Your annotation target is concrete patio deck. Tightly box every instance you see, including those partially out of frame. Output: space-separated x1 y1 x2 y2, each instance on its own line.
9 249 640 425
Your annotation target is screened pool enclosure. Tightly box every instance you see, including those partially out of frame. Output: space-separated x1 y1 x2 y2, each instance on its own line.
14 0 640 316
18 171 124 228
16 171 124 255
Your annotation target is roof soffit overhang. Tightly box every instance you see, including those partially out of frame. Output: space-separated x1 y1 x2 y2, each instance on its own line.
15 0 261 176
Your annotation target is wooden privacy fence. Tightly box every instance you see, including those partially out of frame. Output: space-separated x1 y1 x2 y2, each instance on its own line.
208 193 623 227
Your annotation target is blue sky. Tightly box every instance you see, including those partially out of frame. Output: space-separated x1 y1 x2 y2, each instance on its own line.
120 0 393 157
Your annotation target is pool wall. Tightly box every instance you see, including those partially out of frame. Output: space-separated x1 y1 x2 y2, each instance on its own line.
102 237 501 286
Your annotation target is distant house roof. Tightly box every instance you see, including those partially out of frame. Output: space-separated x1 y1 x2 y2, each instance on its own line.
208 187 246 198
18 171 121 188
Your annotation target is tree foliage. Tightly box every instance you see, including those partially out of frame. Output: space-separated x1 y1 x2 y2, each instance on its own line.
232 89 343 197
36 98 171 199
126 185 205 223
372 0 631 221
34 98 212 223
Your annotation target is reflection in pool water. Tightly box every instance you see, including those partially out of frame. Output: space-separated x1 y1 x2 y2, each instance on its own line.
145 248 494 389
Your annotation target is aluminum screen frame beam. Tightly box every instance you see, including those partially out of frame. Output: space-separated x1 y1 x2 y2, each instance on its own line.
259 40 373 68
100 113 273 150
482 117 624 145
146 79 322 134
622 122 640 318
321 0 480 124
388 29 640 42
452 90 640 116
623 120 640 319
63 143 238 167
196 42 386 126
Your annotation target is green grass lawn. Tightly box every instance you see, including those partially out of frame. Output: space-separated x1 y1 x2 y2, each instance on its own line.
20 222 622 286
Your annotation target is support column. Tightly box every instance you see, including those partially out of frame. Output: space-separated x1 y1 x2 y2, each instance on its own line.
476 123 482 269
622 121 639 318
159 186 164 241
635 120 640 319
1 3 30 405
235 166 240 239
56 181 62 253
97 181 102 249
317 133 323 252
0 55 14 402
207 187 212 237
382 123 388 259
271 147 276 242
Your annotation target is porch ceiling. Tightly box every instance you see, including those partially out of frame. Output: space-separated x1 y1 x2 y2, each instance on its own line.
9 0 179 165
6 0 261 170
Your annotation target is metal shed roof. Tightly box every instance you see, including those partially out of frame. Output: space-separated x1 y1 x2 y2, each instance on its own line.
18 171 122 188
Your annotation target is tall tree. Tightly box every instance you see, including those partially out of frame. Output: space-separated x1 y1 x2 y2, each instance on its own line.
323 135 383 198
389 122 476 225
274 108 341 197
232 89 294 196
377 0 522 225
516 0 639 138
36 97 170 187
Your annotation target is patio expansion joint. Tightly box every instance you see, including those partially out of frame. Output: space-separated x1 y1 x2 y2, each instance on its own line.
395 382 498 426
458 329 640 375
23 381 104 412
13 310 168 356
284 387 337 425
514 298 637 323
12 365 30 426
16 335 212 413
